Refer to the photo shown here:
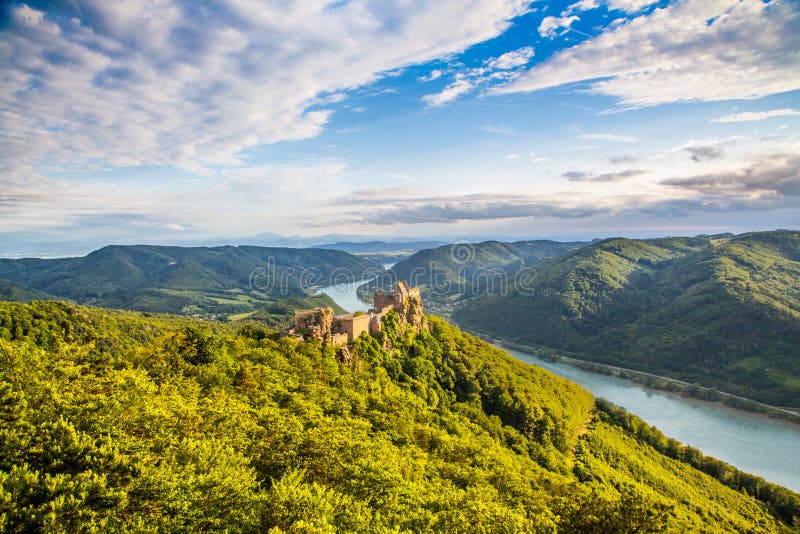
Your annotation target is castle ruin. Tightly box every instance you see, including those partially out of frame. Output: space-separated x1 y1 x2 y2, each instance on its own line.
285 281 422 345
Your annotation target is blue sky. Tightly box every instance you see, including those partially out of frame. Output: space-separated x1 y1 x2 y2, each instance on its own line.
1 0 799 254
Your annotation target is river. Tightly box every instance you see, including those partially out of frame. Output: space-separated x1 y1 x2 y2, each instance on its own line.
316 279 373 314
318 279 800 492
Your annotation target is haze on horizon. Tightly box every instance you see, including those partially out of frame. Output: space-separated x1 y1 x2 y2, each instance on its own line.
1 0 799 255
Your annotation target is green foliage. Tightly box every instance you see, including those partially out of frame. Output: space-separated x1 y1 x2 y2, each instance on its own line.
0 301 794 532
595 398 800 525
455 231 800 406
242 294 346 328
0 245 376 319
361 240 586 303
0 278 54 303
169 326 224 365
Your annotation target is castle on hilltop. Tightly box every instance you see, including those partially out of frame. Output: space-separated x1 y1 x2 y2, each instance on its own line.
286 281 422 345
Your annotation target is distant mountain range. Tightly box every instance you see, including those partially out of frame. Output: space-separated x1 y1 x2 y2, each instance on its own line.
311 240 447 254
0 232 452 259
0 244 377 319
3 232 797 408
311 240 449 265
454 231 800 407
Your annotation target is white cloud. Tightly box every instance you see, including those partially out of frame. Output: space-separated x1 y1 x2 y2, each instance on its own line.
607 0 658 13
494 0 800 108
658 136 743 156
419 69 443 82
486 47 534 70
563 169 647 182
163 223 186 231
422 46 535 107
712 109 800 123
505 154 520 159
566 0 601 13
481 125 517 135
422 78 474 108
0 0 530 172
538 15 579 38
579 133 639 143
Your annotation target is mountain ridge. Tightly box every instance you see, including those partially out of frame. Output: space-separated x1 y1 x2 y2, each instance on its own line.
0 244 378 319
454 230 800 407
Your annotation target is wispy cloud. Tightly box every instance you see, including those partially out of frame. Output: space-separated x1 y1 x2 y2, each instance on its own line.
486 47 534 69
564 169 647 182
684 146 723 162
610 155 637 164
421 46 535 107
656 136 742 159
579 133 639 143
607 0 658 13
660 154 800 197
481 125 517 136
333 192 606 225
494 0 800 108
566 0 601 13
419 69 443 82
422 78 474 108
538 15 580 38
711 109 800 123
0 0 530 171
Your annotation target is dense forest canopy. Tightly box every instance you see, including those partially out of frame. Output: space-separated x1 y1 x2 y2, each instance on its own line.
0 245 377 320
361 240 586 304
0 300 797 532
454 231 800 407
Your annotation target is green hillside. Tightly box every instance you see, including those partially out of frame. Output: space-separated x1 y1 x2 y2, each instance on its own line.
0 301 796 531
454 231 800 407
0 245 377 319
234 294 347 328
361 240 586 306
311 240 449 265
0 279 55 303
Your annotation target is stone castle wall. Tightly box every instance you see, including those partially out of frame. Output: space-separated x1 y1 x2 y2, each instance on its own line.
286 280 423 346
333 313 372 341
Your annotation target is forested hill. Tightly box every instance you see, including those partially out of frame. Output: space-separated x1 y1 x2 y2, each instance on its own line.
0 300 797 531
454 230 800 407
361 239 587 303
0 279 54 303
0 245 377 318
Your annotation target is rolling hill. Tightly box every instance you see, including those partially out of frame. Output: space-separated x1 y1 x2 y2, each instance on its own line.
454 231 800 407
0 245 378 318
0 279 55 303
0 300 796 531
312 240 449 266
360 240 587 306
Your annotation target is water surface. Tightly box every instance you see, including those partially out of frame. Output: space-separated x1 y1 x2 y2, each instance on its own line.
319 279 800 492
506 348 800 492
316 279 372 313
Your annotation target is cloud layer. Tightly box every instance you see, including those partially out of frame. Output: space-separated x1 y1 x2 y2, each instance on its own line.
0 0 529 171
661 154 800 197
711 109 800 123
494 0 800 108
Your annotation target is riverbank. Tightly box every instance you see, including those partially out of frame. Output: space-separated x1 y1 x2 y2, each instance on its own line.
459 325 800 426
317 283 800 490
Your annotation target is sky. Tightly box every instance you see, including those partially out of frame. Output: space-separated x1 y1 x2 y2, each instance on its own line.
1 0 799 255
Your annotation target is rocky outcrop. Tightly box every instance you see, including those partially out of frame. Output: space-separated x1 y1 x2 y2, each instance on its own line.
290 307 334 341
285 281 423 345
